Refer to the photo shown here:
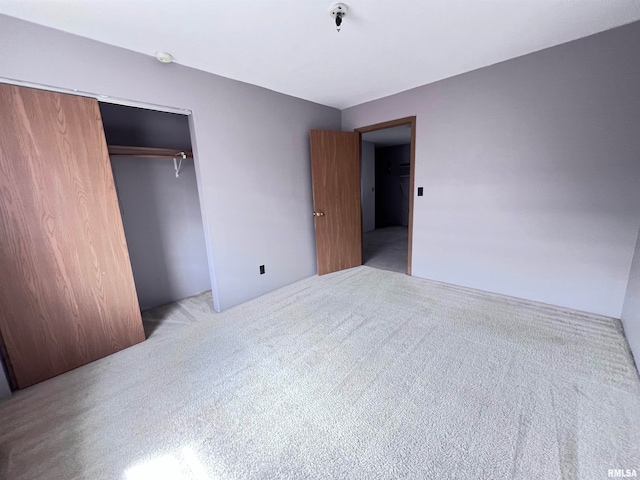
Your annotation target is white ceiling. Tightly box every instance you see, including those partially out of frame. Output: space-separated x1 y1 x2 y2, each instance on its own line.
2 1 640 109
362 125 412 147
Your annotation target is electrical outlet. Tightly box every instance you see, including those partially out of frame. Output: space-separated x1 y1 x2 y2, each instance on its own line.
260 265 265 275
417 187 423 196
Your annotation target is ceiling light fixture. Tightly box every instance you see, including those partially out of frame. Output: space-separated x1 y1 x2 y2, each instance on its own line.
329 3 348 32
155 52 173 64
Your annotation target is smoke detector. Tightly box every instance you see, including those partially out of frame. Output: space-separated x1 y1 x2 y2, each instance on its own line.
155 52 173 64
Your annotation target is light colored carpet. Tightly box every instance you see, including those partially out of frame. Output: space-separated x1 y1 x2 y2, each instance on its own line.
363 226 408 274
0 266 639 479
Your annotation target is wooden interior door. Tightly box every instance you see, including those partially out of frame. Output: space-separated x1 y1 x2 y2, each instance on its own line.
309 130 362 275
0 84 145 389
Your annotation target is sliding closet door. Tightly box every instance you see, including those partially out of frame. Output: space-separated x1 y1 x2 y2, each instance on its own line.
0 84 145 389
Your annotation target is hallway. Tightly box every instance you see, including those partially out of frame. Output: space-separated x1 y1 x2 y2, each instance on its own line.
362 226 408 274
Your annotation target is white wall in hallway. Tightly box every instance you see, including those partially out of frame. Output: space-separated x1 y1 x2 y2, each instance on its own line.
361 141 376 233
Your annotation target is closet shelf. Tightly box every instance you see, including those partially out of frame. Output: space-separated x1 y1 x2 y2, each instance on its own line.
108 145 193 159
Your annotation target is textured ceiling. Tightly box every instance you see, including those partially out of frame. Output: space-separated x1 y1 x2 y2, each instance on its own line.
2 0 640 109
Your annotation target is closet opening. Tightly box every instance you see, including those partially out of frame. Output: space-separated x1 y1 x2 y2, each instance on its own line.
99 103 212 336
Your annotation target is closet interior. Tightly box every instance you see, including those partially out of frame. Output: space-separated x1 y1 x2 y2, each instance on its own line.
99 103 211 312
0 83 211 393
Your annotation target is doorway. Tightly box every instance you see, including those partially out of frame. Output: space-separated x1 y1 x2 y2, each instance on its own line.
356 117 416 275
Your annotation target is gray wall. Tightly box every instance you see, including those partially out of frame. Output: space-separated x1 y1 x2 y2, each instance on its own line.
621 226 640 372
0 14 341 315
111 157 210 310
361 141 376 233
343 21 640 318
375 145 411 228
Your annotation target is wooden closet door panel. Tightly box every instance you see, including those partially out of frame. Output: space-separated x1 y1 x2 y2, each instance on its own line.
0 84 144 389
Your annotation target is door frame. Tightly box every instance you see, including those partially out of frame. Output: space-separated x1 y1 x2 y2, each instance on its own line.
355 116 416 276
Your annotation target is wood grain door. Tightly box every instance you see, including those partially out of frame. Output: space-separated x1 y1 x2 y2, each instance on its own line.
309 130 362 275
0 84 145 389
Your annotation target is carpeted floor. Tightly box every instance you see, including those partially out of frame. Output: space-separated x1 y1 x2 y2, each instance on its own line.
362 226 408 274
0 266 638 479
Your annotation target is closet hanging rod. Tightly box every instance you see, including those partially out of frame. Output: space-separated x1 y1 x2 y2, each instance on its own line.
107 145 193 159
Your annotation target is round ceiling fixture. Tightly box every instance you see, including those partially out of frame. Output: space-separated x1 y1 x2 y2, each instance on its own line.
155 52 174 64
329 3 348 32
